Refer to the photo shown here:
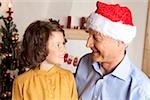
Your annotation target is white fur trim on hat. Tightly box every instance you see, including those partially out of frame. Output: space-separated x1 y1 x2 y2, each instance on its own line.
86 13 137 44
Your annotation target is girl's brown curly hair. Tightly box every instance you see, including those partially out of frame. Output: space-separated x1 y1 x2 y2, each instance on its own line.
19 19 66 69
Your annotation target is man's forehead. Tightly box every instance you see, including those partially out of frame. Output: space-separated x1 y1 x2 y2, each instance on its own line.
88 28 103 36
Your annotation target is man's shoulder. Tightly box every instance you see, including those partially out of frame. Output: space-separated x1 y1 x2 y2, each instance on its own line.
79 53 92 63
130 66 150 98
130 66 150 83
131 78 150 99
75 53 92 76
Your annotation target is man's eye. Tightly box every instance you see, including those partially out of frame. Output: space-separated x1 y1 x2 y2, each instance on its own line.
93 35 102 42
93 35 99 40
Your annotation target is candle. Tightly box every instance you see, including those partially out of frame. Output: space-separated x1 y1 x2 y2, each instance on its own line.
67 16 71 29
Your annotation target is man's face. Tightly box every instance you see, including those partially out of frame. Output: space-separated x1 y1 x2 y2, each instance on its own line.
46 31 66 65
86 29 122 63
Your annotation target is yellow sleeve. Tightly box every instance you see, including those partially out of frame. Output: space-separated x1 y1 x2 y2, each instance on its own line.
69 73 78 100
11 77 23 100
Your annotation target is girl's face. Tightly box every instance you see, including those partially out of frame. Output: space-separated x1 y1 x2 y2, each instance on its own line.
46 31 66 65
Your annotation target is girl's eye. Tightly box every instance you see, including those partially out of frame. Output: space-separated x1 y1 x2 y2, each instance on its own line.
57 44 60 48
63 42 66 45
57 44 60 47
56 42 65 48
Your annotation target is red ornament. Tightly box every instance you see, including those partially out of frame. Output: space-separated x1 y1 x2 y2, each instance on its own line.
7 16 13 21
64 53 68 62
67 58 72 64
73 57 78 67
6 8 13 21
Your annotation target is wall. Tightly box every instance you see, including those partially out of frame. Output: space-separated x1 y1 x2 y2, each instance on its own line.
143 1 150 77
0 0 148 72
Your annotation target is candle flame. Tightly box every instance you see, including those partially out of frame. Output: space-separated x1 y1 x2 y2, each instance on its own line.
8 0 12 8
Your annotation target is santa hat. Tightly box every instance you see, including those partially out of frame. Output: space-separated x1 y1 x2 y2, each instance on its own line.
86 1 136 44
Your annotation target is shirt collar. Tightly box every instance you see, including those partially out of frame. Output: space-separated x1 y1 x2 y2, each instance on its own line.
111 54 131 81
92 62 103 76
33 65 60 76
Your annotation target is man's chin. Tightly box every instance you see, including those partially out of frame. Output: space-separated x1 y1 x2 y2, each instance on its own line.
92 54 98 60
92 54 103 62
92 52 99 57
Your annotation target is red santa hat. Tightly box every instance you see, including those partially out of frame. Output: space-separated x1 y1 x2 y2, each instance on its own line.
86 1 136 44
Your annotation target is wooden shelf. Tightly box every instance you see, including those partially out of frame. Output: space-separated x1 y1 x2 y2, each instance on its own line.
64 29 88 40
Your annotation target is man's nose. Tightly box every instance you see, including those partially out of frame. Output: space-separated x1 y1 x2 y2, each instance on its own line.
86 37 94 48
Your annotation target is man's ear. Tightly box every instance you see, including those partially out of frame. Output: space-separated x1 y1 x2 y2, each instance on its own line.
117 40 127 48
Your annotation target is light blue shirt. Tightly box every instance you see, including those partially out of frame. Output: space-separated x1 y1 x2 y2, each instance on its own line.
75 53 150 100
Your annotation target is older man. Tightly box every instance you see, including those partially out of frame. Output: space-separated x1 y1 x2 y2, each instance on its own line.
75 1 150 100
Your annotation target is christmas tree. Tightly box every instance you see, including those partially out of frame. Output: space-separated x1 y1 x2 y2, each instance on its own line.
0 5 20 100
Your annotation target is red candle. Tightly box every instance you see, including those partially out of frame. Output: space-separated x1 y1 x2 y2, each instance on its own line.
64 53 68 62
67 16 71 28
80 17 86 29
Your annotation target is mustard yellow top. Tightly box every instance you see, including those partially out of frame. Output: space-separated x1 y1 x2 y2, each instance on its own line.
12 65 78 100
